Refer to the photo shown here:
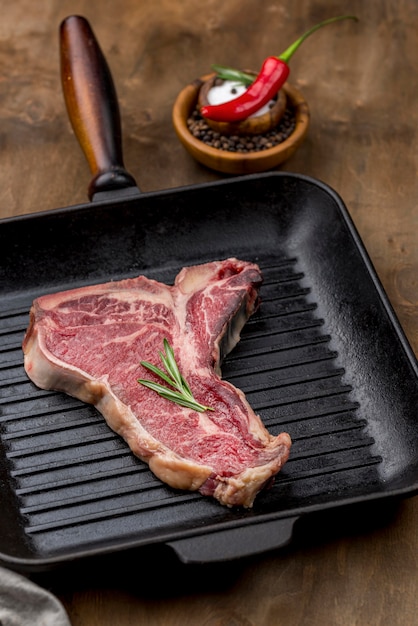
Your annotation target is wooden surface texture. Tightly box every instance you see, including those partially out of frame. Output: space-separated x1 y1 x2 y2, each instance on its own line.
1 1 418 624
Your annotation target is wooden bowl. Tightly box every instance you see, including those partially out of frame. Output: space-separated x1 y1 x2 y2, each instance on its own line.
197 73 288 136
172 73 310 175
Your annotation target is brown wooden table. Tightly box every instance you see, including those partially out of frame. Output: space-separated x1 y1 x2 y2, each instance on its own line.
2 1 418 624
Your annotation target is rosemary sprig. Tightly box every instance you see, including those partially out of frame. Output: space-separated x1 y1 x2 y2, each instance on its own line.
138 339 214 413
211 64 255 87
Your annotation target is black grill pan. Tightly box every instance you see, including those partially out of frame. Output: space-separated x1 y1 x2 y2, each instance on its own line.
1 16 418 572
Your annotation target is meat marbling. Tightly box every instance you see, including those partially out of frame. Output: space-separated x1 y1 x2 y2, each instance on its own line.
23 258 291 507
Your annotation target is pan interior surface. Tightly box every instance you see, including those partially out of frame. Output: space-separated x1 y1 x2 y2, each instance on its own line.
1 173 418 570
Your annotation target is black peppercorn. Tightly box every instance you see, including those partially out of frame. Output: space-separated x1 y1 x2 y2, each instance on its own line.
187 106 296 153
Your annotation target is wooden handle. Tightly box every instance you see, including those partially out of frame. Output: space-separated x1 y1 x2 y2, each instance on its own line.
60 15 137 199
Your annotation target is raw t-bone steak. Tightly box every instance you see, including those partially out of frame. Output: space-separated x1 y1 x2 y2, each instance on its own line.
23 258 291 507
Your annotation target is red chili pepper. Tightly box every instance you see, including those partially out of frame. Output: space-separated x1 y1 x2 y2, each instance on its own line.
200 15 357 123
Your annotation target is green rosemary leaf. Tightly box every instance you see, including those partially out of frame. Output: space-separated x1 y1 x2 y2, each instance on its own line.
137 379 176 395
160 339 196 400
138 339 214 413
137 379 212 413
211 64 254 86
179 373 193 398
161 339 183 390
138 379 186 403
140 360 176 388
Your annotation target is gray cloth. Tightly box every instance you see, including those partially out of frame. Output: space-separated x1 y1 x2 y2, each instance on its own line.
0 566 71 626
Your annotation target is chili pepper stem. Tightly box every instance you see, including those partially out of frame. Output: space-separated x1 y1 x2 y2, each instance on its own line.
278 15 358 63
